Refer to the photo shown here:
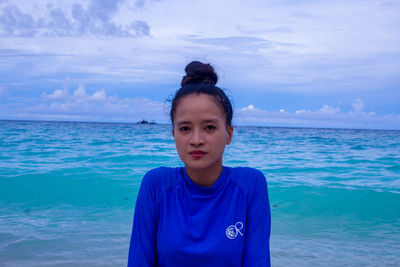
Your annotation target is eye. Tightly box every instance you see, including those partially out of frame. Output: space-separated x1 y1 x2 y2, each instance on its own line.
205 125 216 131
179 126 190 132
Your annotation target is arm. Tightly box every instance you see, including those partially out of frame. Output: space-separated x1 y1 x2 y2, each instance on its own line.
127 171 158 267
243 171 271 267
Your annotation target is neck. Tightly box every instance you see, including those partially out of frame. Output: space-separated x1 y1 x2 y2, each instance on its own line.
185 162 223 187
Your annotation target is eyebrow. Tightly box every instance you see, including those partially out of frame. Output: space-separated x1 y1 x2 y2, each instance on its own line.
176 119 219 125
203 119 219 124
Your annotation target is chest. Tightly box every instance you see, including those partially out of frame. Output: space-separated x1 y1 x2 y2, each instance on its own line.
156 186 248 267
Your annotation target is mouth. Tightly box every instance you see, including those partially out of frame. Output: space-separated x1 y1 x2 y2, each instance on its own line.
189 150 206 159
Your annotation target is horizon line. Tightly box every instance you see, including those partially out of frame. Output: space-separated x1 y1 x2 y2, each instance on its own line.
1 118 399 132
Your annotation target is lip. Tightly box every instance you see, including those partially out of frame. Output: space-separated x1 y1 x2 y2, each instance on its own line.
189 150 206 159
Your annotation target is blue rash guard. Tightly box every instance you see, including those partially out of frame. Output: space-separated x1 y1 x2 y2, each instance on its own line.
128 166 271 267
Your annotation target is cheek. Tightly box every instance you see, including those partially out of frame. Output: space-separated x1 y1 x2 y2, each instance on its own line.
174 136 186 151
212 135 229 148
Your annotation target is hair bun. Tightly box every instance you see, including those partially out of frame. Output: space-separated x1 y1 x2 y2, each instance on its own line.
181 61 218 87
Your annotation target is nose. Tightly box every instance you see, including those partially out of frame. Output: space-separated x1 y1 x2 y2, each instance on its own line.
190 128 204 147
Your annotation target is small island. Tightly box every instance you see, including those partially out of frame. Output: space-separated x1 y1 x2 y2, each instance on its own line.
136 119 156 124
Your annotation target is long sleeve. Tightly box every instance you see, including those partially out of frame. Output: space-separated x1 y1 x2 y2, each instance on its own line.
242 171 271 267
128 171 158 267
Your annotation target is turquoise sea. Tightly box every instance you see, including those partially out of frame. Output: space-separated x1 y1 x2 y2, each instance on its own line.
1 120 399 266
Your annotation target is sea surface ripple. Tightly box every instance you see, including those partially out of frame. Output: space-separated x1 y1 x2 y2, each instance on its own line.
0 120 399 266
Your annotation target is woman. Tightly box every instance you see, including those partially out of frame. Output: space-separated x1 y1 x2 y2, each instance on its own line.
128 61 271 266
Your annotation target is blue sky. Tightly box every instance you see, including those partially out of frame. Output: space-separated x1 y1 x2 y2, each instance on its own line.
0 0 399 129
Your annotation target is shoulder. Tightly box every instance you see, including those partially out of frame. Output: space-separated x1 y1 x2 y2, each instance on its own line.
227 166 267 193
227 167 270 208
143 167 175 178
140 167 182 191
229 166 264 176
228 166 266 182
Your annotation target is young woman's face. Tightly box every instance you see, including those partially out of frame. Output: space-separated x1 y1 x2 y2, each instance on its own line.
172 94 233 177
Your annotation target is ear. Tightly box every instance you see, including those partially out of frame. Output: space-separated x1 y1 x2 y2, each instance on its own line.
172 127 175 138
226 126 233 145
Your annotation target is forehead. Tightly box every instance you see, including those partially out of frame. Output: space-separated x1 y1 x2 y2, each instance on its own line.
174 94 225 122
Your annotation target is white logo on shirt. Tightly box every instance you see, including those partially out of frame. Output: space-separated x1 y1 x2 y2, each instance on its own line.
226 221 244 239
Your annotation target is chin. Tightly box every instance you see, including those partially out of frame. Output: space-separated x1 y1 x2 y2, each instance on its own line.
185 163 208 171
186 161 219 171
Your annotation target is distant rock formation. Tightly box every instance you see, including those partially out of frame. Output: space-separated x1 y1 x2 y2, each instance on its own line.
136 119 156 124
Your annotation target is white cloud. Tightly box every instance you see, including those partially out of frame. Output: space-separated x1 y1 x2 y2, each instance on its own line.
235 99 400 130
42 88 70 101
33 85 168 123
43 84 108 103
1 87 400 130
242 104 255 111
318 105 341 115
0 0 150 37
295 109 310 114
91 88 106 100
73 85 87 97
1 0 399 94
0 0 399 129
352 98 365 113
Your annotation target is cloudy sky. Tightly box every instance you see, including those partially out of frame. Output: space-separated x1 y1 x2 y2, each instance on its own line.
1 0 399 129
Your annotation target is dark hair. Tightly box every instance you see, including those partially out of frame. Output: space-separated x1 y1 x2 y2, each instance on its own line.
170 61 233 126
